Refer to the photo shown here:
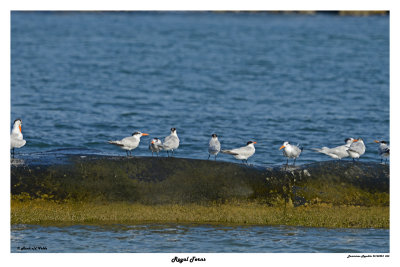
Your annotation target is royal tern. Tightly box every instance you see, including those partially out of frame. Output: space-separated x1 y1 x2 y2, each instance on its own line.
162 128 180 157
312 138 356 160
149 138 163 157
347 138 366 161
280 141 303 166
374 140 389 164
208 133 221 160
10 118 26 158
221 141 256 164
108 131 149 157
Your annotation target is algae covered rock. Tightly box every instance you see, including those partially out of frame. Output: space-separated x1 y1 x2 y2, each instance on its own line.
11 155 389 206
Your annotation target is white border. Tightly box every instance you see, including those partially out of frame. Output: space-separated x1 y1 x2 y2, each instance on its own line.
2 1 398 267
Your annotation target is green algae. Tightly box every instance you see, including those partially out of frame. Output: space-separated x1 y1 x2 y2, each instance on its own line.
11 157 389 207
11 198 389 228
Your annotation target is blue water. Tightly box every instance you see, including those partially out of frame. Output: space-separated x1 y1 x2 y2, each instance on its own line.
10 12 390 253
11 224 389 253
11 11 389 166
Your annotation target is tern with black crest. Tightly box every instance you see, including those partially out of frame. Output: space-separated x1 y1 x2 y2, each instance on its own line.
208 133 221 160
221 141 256 164
149 138 163 157
374 140 389 164
162 128 180 157
10 118 26 158
312 138 356 160
108 131 149 157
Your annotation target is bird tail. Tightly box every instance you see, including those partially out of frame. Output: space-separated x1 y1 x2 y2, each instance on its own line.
312 147 328 153
297 144 304 152
221 150 238 155
108 140 123 147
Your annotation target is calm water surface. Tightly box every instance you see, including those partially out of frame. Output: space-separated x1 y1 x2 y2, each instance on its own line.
11 224 389 253
11 12 389 166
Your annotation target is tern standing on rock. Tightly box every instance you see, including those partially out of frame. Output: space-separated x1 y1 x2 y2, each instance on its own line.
149 138 163 157
312 138 356 160
108 131 149 157
162 128 180 157
221 141 256 164
10 118 26 158
280 141 303 166
208 133 221 160
374 140 389 164
347 138 366 161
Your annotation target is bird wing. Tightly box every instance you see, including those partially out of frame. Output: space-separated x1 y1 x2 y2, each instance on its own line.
312 147 330 153
11 132 23 140
381 147 390 154
108 136 139 148
293 145 302 154
108 140 124 146
209 140 221 153
11 138 26 149
232 146 254 157
122 136 140 147
348 142 364 154
163 135 179 149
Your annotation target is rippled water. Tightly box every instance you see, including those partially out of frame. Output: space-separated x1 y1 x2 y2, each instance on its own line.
10 12 390 254
11 224 389 253
11 12 389 166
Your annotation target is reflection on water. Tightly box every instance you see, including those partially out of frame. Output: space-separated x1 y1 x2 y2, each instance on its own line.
11 224 389 253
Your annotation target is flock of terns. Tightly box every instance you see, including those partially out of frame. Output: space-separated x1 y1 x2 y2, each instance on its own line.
11 119 390 165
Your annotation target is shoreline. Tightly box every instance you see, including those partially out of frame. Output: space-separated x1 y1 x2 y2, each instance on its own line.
11 199 389 229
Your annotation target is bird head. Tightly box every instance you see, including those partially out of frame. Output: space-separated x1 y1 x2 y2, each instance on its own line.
132 131 149 137
279 141 289 150
13 118 22 132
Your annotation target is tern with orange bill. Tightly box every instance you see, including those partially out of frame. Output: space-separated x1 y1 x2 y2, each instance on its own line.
221 141 256 164
10 118 26 158
149 137 163 157
280 141 303 166
347 138 366 161
108 131 149 157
